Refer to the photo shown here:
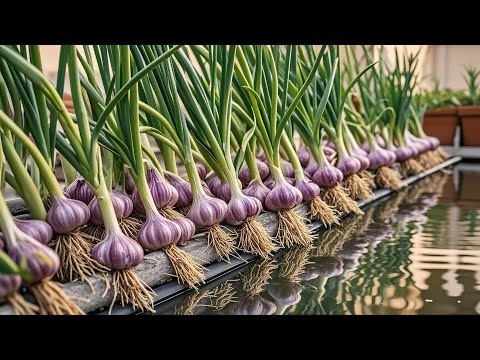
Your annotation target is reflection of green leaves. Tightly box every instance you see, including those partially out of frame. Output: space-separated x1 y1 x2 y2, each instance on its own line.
0 249 19 275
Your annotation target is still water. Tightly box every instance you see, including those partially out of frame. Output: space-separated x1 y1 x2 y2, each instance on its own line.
153 163 480 315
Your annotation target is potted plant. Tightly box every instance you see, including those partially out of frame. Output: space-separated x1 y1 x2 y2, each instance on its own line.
422 82 465 145
458 67 480 146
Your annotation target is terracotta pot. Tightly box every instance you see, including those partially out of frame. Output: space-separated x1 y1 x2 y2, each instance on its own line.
459 173 480 202
422 107 459 146
458 106 480 146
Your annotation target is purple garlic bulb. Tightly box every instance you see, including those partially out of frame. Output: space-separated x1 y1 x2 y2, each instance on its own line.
423 136 440 150
242 179 271 207
201 181 214 197
263 176 275 190
138 213 181 251
304 157 319 178
324 146 337 162
187 194 227 228
89 191 133 226
133 169 179 213
6 233 60 285
324 140 336 150
295 179 320 202
265 175 303 211
352 145 368 157
65 176 95 205
257 152 268 162
316 256 344 277
266 281 302 305
312 163 344 187
172 217 196 246
285 177 296 186
238 159 270 185
281 161 295 178
13 219 53 245
164 172 193 208
124 171 136 195
225 193 262 225
0 273 22 300
46 196 90 234
393 146 415 163
228 295 277 315
375 134 386 148
352 153 370 171
196 163 207 181
404 137 422 157
205 173 239 202
368 147 394 170
92 231 144 270
298 146 311 167
336 156 361 176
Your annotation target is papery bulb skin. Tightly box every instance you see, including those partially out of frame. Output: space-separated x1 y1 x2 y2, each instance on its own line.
205 173 240 202
124 171 136 195
361 141 371 152
13 219 53 245
201 181 214 197
285 177 295 186
265 176 303 211
0 273 22 300
186 194 227 228
393 146 415 163
132 169 179 213
46 197 90 234
225 193 262 225
7 233 60 285
352 153 370 171
298 146 311 167
375 134 386 148
312 163 344 188
281 161 295 178
324 140 336 150
263 176 275 190
368 147 393 170
295 179 320 202
196 163 207 181
228 295 277 315
423 136 440 150
412 136 432 154
257 152 267 162
65 177 94 205
304 157 319 178
242 179 271 207
386 148 397 164
266 281 302 305
147 169 179 209
336 156 361 176
353 146 368 157
316 256 344 277
92 232 144 270
324 146 337 162
404 137 421 157
164 172 193 208
89 191 133 225
238 160 270 185
137 213 181 251
172 217 196 246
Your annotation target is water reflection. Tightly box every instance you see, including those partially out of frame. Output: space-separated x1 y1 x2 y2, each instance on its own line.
156 166 480 315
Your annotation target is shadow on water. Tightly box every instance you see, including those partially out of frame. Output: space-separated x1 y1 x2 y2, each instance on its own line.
149 164 480 315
